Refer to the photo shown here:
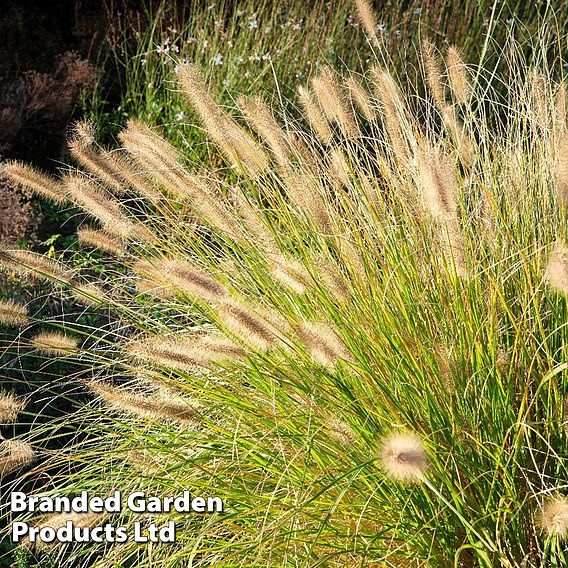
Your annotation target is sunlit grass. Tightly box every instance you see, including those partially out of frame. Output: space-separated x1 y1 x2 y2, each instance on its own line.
2 2 568 567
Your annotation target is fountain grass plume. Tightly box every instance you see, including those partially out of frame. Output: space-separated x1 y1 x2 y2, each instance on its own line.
30 332 79 356
76 226 127 256
0 392 26 423
85 380 200 424
0 440 34 477
0 299 28 327
3 161 68 204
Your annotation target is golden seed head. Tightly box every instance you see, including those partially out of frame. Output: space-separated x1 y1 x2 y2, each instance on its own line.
311 67 359 137
268 253 308 294
133 259 226 303
446 46 471 103
416 141 456 220
0 248 73 283
86 380 200 424
0 439 35 476
545 242 568 294
378 431 428 483
178 64 268 175
71 119 96 144
353 0 379 46
0 392 26 423
127 334 245 372
345 75 376 121
329 147 352 187
218 300 276 351
2 161 68 204
538 496 568 540
77 226 127 256
371 67 411 163
297 321 351 367
65 173 149 240
282 169 332 234
556 133 568 206
297 85 333 144
422 40 445 108
72 283 108 307
0 299 29 327
31 332 79 356
325 417 357 447
68 136 128 195
239 95 293 166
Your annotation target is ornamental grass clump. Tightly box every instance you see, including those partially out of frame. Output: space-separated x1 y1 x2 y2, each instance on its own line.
3 25 568 567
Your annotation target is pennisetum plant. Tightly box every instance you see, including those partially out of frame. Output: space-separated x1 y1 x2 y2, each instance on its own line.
1 2 568 565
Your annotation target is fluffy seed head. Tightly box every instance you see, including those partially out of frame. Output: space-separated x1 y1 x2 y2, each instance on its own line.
72 283 108 306
77 226 127 256
371 68 411 163
530 70 548 128
120 119 181 168
128 337 205 372
422 40 445 108
178 64 268 175
101 150 163 203
440 106 473 168
239 95 293 166
309 255 350 301
136 278 176 299
297 85 333 144
134 259 226 303
86 381 200 423
65 174 150 240
118 123 184 192
416 141 456 220
0 440 34 476
538 496 568 540
330 147 352 186
379 431 428 482
71 119 96 143
68 132 128 194
173 174 245 240
127 334 245 372
24 511 101 550
0 392 26 423
446 46 471 103
268 253 308 294
545 242 568 293
218 301 276 351
0 249 73 283
0 299 29 326
297 321 351 367
312 67 359 137
234 192 279 253
345 75 376 121
31 332 79 356
325 417 357 446
282 170 332 234
556 133 568 206
353 0 379 47
3 161 68 204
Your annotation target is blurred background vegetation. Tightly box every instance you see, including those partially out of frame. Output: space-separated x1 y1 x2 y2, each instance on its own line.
1 1 566 565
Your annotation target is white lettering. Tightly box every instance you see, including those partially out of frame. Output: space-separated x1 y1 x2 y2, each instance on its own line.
11 522 28 541
127 492 146 513
10 492 27 513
